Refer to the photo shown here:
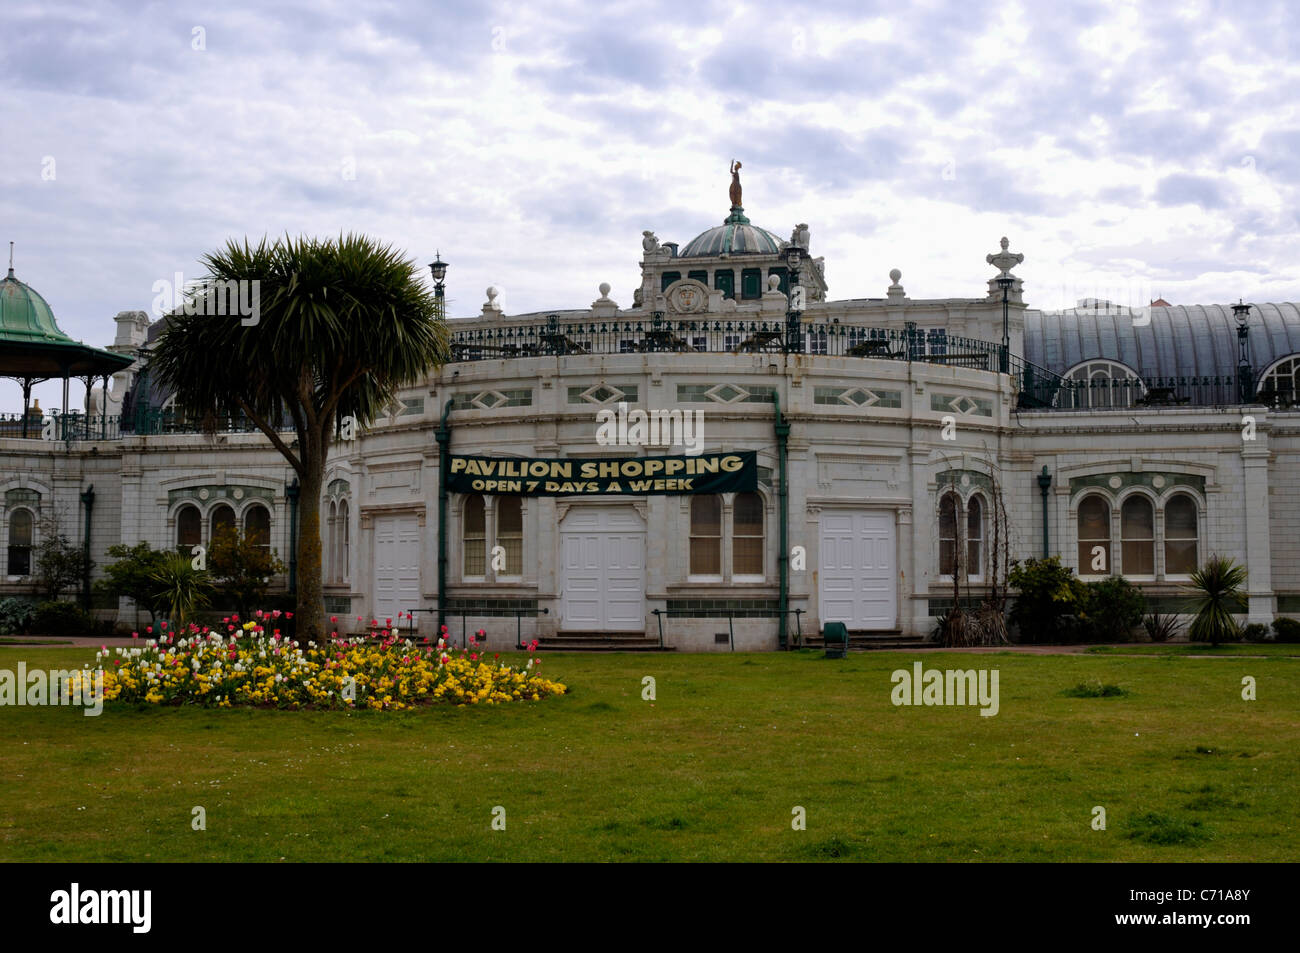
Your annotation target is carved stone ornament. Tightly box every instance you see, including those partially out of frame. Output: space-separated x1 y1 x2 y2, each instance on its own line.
665 278 710 314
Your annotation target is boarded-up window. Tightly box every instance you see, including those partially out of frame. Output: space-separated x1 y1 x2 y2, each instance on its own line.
733 492 764 576
690 495 722 576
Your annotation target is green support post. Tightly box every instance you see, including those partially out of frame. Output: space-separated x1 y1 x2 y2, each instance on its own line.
775 393 791 650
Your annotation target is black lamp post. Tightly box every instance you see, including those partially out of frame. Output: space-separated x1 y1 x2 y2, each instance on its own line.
997 275 1014 374
429 251 448 300
785 245 803 354
1234 300 1253 403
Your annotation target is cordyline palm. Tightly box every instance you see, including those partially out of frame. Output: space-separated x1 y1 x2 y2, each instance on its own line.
1185 555 1248 646
150 234 449 644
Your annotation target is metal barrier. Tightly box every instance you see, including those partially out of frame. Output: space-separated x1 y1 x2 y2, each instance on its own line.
651 607 804 651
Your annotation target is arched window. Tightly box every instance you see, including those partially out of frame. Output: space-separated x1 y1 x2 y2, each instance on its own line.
338 498 350 582
938 493 959 576
1164 494 1198 574
733 492 764 577
690 495 722 576
497 497 523 576
1077 495 1111 574
463 495 485 577
1257 354 1300 408
7 508 33 576
967 495 984 577
244 505 271 554
326 500 338 582
210 504 235 545
1060 360 1145 409
1120 496 1155 575
177 505 201 557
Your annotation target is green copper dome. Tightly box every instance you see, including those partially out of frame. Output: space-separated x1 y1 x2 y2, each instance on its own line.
0 266 134 378
680 207 783 258
0 267 76 345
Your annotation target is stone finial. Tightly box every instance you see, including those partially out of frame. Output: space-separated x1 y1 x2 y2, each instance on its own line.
482 286 502 315
591 282 618 316
767 274 782 291
986 236 1024 276
887 268 905 300
641 230 660 255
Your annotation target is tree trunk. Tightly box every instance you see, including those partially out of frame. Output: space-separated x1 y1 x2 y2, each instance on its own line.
296 439 326 645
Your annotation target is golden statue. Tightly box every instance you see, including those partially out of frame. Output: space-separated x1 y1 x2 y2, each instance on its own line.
729 160 742 208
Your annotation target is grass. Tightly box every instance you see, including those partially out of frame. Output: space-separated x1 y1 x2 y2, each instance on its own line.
1087 642 1300 657
1 646 1296 862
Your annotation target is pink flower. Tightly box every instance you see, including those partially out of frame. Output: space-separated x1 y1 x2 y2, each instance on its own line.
132 631 139 639
161 621 168 630
386 618 392 626
256 610 264 618
330 616 337 623
286 612 293 619
146 625 153 634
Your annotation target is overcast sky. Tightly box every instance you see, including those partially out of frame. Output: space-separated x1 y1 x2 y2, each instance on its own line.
4 0 1299 407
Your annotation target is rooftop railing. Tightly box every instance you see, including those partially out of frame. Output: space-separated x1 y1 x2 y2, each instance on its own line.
0 410 288 442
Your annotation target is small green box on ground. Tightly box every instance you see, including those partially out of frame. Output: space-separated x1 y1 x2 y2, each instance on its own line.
823 621 848 659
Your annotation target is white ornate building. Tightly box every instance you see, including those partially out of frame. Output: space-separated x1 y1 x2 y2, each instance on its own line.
3 176 1298 648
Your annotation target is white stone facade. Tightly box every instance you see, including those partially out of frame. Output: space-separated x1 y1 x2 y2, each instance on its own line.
2 221 1296 649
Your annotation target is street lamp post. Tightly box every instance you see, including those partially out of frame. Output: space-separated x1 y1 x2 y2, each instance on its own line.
997 275 1014 375
1234 299 1253 403
785 246 803 353
429 251 448 301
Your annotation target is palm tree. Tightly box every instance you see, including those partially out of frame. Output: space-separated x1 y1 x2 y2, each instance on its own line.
151 553 214 629
150 235 449 643
1185 555 1248 646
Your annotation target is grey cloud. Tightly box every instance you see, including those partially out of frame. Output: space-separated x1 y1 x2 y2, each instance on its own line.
1153 172 1228 209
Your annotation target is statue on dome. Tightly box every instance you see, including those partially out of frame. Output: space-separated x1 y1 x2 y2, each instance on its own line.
729 160 742 208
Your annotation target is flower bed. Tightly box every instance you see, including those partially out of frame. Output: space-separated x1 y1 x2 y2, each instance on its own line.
87 613 565 710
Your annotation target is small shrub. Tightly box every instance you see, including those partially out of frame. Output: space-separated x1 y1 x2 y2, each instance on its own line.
1241 622 1271 643
1008 557 1089 644
1064 679 1128 698
1143 611 1181 642
1083 577 1147 642
0 597 36 635
31 600 94 637
1272 617 1300 643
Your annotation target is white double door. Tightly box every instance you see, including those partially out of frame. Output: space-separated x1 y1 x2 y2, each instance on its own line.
559 506 646 631
373 515 421 624
819 510 897 630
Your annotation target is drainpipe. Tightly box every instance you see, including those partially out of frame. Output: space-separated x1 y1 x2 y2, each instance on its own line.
436 398 454 634
1037 466 1052 558
775 393 791 649
79 485 94 610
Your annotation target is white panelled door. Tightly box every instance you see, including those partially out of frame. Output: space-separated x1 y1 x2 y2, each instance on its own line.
373 515 421 623
559 506 646 631
819 510 896 630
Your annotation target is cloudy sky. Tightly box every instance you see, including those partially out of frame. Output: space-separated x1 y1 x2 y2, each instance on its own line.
4 0 1299 406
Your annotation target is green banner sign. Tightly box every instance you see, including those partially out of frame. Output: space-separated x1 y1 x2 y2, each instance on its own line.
447 451 757 496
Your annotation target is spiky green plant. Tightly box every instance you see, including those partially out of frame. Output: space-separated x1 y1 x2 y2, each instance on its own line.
1185 555 1247 646
149 235 449 643
150 553 213 629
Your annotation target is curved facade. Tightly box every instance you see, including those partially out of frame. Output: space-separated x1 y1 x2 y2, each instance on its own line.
3 191 1300 649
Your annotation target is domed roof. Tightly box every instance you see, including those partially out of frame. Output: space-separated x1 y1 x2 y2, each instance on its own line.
0 266 69 344
680 209 783 258
0 263 134 378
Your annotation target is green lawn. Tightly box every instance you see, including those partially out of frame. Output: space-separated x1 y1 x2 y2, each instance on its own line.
1 646 1295 861
1087 643 1300 657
